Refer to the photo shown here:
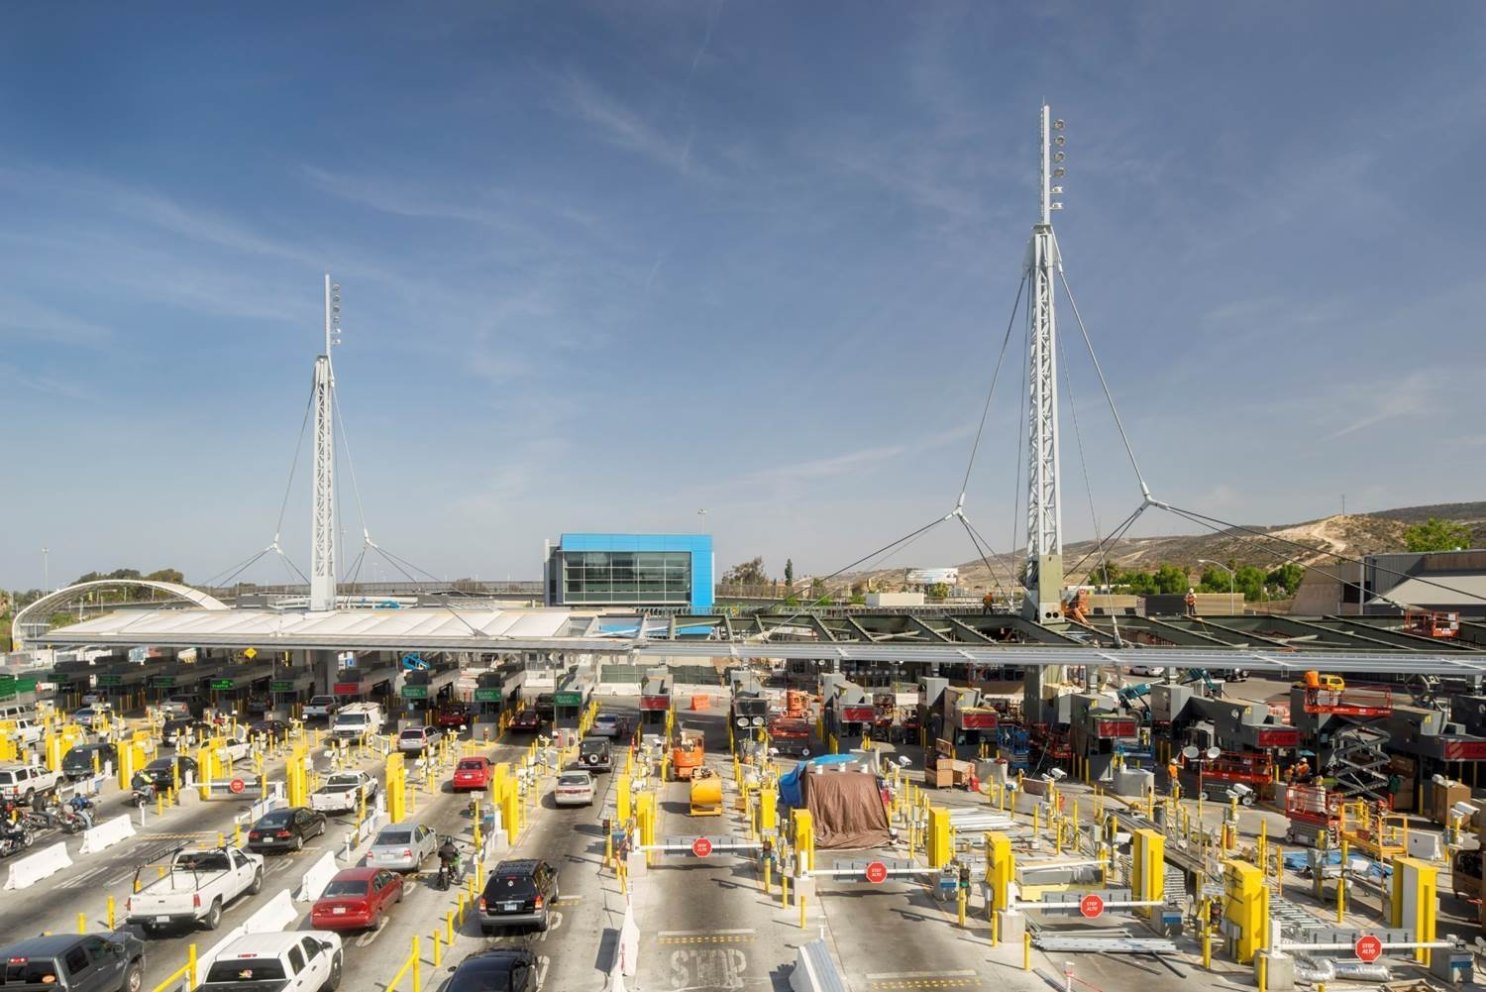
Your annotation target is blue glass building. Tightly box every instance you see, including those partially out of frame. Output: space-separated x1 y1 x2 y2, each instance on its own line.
543 534 714 611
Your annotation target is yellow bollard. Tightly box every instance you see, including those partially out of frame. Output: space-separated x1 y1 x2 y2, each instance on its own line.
1023 931 1032 971
957 887 967 928
619 861 628 896
107 895 115 930
763 861 772 894
990 905 998 946
77 912 86 934
412 934 422 992
1258 951 1267 992
446 909 455 944
156 793 164 818
1203 928 1212 969
432 929 442 968
799 893 807 930
780 874 790 908
188 943 198 990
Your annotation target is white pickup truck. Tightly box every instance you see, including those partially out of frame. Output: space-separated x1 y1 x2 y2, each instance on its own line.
125 846 264 933
309 771 379 815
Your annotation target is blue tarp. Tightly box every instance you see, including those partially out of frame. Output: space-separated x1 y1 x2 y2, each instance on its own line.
778 754 859 808
1282 848 1392 879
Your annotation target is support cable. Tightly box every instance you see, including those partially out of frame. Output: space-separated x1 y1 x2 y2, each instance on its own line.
957 274 1028 508
1054 237 1150 501
1057 324 1112 587
365 542 487 637
273 384 316 546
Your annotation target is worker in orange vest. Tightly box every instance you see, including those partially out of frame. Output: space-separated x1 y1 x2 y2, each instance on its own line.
982 591 995 615
1185 588 1197 616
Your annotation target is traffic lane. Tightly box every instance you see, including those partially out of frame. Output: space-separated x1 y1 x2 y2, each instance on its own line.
330 742 537 988
634 773 796 992
0 749 353 939
818 866 994 992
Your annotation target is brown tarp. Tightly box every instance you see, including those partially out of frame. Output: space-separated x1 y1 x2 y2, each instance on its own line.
799 769 891 850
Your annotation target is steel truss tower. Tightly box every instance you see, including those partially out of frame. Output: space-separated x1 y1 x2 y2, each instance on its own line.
1023 105 1066 624
310 275 341 612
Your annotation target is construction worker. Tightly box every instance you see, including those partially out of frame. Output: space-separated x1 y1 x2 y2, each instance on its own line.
1185 588 1197 616
982 591 995 615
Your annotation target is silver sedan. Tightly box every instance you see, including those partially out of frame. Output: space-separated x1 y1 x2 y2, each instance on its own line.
366 821 438 872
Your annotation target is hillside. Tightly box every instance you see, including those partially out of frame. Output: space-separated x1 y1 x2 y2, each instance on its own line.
844 500 1486 593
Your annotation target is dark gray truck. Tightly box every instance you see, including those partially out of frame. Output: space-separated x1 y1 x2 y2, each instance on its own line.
0 932 146 992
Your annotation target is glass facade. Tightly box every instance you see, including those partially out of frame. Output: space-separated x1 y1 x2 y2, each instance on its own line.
562 551 692 605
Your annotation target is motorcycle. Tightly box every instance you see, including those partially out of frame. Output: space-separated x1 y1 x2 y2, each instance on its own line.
0 825 34 859
434 840 464 891
58 797 95 834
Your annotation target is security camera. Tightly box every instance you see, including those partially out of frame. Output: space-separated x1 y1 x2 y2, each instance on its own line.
1227 783 1253 800
1046 768 1068 782
896 756 912 768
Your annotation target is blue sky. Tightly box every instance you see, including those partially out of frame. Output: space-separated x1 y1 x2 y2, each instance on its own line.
3 2 1484 591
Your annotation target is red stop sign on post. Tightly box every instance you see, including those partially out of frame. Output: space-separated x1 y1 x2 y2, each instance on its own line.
691 837 713 858
1354 935 1382 963
1079 893 1105 919
228 778 245 795
864 861 888 884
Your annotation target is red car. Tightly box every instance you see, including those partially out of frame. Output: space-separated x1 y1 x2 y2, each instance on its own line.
452 756 494 791
436 705 471 729
310 867 405 931
510 710 542 733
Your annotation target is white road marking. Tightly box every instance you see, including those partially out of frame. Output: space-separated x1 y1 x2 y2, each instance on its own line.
865 971 978 981
657 929 756 938
536 910 562 941
354 921 386 947
534 956 549 988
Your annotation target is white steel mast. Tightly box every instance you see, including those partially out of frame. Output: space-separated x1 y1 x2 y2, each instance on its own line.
309 274 341 612
1023 105 1066 624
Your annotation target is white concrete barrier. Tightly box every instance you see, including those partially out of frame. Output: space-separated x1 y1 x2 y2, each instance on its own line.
789 938 849 992
245 889 297 932
296 851 339 902
80 814 136 855
618 902 639 977
4 842 74 890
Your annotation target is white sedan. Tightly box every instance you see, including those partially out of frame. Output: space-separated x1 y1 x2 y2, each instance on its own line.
554 771 595 807
1127 665 1166 677
591 713 622 739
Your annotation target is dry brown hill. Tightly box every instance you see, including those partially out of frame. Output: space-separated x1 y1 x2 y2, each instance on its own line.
845 501 1486 593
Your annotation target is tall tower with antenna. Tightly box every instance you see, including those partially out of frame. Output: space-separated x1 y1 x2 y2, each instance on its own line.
1023 104 1066 624
309 274 341 612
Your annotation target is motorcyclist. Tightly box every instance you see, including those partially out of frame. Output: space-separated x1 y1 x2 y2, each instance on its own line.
436 837 462 889
65 795 95 831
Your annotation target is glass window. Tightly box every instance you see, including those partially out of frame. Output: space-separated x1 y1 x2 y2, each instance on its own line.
64 948 90 975
301 937 322 960
287 947 305 975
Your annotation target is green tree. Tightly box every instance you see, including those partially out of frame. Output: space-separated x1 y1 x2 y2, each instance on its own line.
1266 563 1305 596
145 568 185 584
1153 564 1189 595
784 559 794 587
721 557 769 586
1403 517 1472 552
927 582 951 601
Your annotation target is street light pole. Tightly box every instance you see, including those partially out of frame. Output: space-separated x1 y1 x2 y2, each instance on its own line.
41 546 49 592
1198 559 1237 615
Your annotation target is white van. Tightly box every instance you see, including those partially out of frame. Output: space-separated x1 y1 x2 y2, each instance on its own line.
331 702 384 741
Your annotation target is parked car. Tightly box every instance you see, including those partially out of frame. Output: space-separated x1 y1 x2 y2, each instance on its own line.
309 867 405 932
197 932 341 992
435 705 471 730
246 806 327 853
0 763 62 805
4 717 44 748
509 710 542 733
61 743 119 781
397 727 433 755
0 931 146 992
477 859 559 934
303 695 339 721
70 707 110 731
554 771 594 807
1127 665 1166 677
451 757 493 792
436 948 541 992
366 821 438 873
310 771 379 815
577 737 613 773
591 713 621 739
125 846 264 933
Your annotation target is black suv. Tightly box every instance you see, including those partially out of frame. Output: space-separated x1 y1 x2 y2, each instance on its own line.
438 948 540 992
0 932 146 992
577 736 612 773
60 743 119 781
477 859 559 934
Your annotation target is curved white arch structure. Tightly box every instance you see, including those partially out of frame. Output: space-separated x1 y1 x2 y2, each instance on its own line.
14 580 230 651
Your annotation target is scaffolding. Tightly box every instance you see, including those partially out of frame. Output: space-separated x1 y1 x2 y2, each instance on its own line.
1337 800 1408 860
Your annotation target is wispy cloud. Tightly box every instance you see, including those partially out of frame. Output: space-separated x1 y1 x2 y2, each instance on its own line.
1324 370 1434 439
0 293 111 346
558 72 704 179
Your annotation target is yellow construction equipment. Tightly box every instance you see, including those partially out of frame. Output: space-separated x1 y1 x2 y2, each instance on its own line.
670 728 706 781
1297 671 1345 692
689 767 723 816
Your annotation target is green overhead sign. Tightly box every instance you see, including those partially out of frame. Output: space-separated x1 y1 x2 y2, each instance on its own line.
270 681 295 693
95 675 123 687
210 679 236 691
401 685 429 700
473 689 501 703
150 676 177 688
554 691 583 707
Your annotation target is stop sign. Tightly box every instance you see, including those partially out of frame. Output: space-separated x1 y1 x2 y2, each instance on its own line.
864 861 888 884
228 778 245 795
691 837 713 858
1079 893 1105 919
1354 935 1383 963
